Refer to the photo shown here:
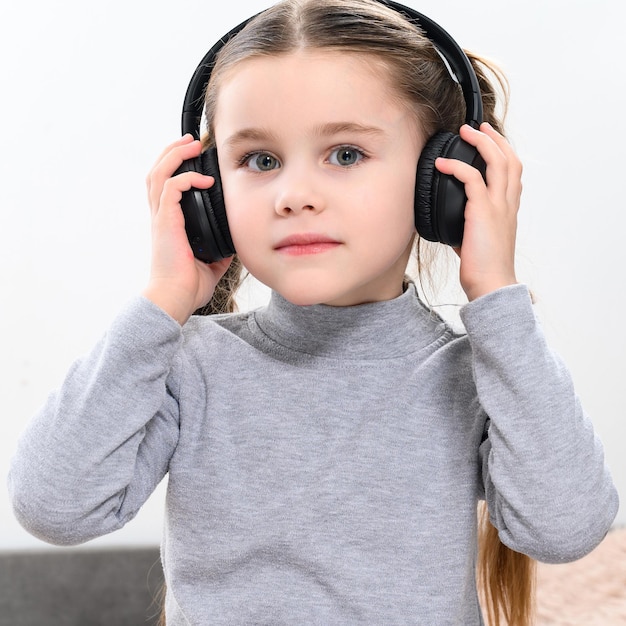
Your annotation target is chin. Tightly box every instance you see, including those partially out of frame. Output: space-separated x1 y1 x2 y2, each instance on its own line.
266 281 335 307
276 284 368 308
278 290 330 307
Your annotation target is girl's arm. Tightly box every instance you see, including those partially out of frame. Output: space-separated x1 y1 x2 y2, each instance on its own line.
9 137 231 544
438 125 618 561
461 284 618 563
8 297 184 545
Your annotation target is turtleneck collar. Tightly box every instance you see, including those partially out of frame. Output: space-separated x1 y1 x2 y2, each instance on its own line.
251 283 451 361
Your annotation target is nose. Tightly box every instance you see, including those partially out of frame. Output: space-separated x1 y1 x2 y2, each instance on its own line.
274 165 326 217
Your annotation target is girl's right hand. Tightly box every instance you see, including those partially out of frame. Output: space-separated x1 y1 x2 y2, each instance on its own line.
142 135 233 325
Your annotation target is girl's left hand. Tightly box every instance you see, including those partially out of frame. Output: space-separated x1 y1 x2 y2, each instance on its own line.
435 122 522 302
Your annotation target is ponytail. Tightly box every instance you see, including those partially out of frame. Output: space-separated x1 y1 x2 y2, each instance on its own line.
478 502 537 625
193 254 245 316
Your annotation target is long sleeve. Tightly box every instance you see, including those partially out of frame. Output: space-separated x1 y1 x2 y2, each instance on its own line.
8 297 184 546
461 284 618 563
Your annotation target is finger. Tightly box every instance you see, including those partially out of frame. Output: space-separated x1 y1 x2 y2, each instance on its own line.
149 134 195 173
434 155 488 204
146 134 196 200
479 122 523 208
148 137 202 192
458 124 509 195
156 171 215 219
147 139 204 213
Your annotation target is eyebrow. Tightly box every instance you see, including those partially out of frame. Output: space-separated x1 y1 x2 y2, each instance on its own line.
312 122 386 138
223 127 279 150
223 122 385 150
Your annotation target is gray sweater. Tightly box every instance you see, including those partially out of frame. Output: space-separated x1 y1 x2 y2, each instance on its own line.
9 284 618 625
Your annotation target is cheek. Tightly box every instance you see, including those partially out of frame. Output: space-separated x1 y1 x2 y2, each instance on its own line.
391 163 418 231
223 177 259 245
226 208 256 256
223 193 273 280
359 168 417 236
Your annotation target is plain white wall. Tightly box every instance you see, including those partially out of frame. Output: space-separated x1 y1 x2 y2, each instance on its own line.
1 0 624 550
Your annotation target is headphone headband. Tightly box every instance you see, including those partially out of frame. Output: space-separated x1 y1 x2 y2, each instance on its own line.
180 1 483 138
181 15 259 138
380 1 483 127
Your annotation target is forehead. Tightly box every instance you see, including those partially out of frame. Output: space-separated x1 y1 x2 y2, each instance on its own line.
212 50 418 139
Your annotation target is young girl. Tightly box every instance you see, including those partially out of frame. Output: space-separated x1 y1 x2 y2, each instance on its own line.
9 1 618 624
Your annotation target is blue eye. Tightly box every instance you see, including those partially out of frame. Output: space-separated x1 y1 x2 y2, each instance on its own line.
244 152 280 172
329 146 364 167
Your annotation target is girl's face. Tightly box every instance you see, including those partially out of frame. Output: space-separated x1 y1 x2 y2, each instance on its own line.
214 50 424 306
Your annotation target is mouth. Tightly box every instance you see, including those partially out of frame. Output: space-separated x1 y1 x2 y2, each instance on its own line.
274 233 342 256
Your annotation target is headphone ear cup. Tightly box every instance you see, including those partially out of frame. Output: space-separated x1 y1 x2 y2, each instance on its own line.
199 147 235 258
415 131 486 247
177 147 235 263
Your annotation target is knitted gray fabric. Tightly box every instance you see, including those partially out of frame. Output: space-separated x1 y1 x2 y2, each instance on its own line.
9 284 618 625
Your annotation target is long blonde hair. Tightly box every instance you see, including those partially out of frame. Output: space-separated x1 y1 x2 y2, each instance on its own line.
194 1 536 623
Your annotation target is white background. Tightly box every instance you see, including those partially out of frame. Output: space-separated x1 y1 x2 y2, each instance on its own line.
1 0 624 550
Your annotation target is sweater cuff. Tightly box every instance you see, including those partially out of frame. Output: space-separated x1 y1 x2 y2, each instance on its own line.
459 284 535 339
108 296 183 358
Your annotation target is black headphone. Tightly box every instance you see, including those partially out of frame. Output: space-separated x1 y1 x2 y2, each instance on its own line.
176 0 485 263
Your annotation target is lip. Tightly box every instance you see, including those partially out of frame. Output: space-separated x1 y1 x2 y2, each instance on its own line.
274 233 341 256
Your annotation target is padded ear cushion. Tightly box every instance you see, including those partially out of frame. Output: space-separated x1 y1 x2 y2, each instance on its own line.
415 131 457 243
199 147 235 258
415 131 486 247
